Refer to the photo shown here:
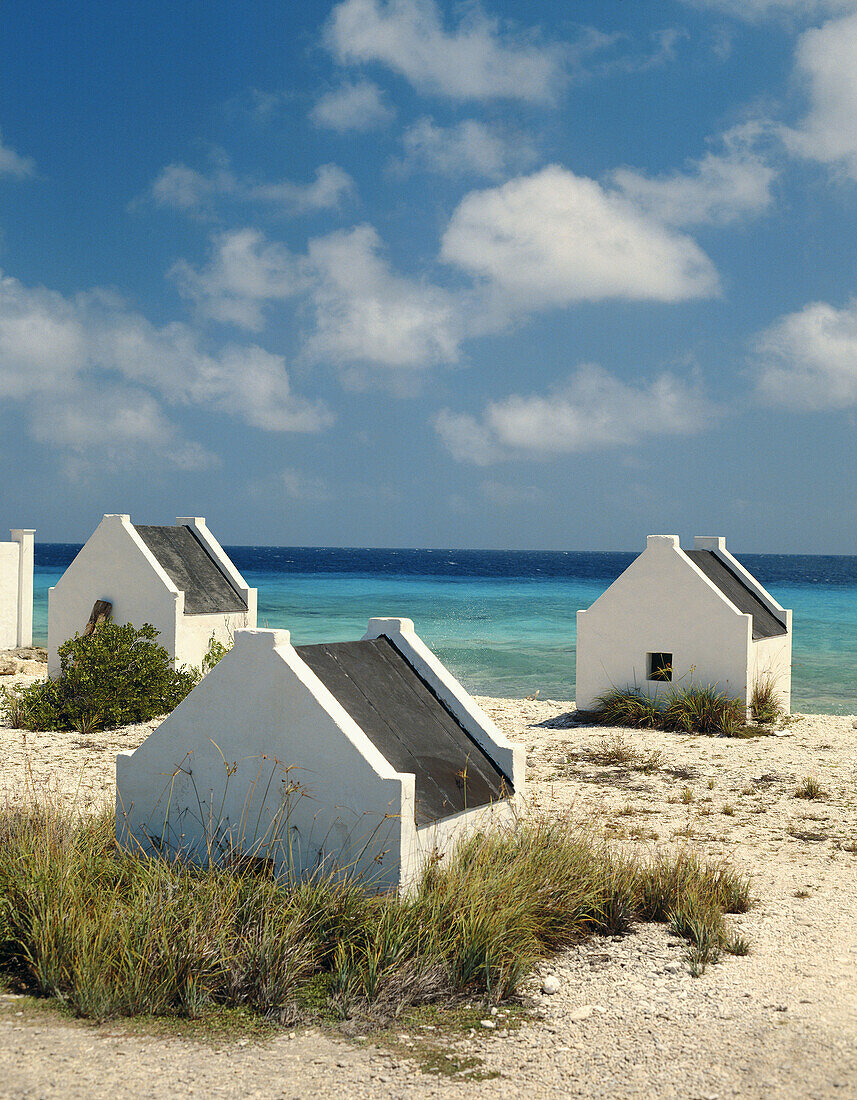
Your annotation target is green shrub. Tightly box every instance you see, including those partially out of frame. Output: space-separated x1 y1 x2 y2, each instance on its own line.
7 622 197 732
0 806 752 1023
201 635 231 674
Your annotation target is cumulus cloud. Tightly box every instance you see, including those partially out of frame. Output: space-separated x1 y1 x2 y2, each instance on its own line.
177 225 465 371
324 0 564 102
150 159 355 216
441 166 720 309
29 386 219 471
0 129 35 178
754 297 857 407
436 365 711 464
395 117 537 179
784 12 857 176
170 228 308 330
176 158 730 377
305 225 464 368
611 126 776 226
311 80 395 131
0 270 332 466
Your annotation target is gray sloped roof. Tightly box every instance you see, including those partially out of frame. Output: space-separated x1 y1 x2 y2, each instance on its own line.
685 550 786 640
295 635 512 826
134 525 247 615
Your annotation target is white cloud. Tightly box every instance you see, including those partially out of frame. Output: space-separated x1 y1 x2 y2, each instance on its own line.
305 225 464 369
175 225 463 370
435 409 502 465
0 129 36 178
171 229 307 330
612 127 776 226
436 364 711 464
755 297 857 407
395 117 537 179
150 159 355 215
30 386 219 471
441 166 720 309
311 80 395 131
0 270 333 466
248 165 355 211
151 163 227 210
324 0 564 102
784 12 857 176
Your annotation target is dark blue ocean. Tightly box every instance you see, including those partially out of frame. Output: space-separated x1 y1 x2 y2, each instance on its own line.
32 546 857 715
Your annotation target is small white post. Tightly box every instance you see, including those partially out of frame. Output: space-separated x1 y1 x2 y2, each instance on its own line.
10 529 34 648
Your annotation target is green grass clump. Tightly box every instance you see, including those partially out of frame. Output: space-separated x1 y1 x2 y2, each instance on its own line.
749 678 783 725
0 806 752 1025
661 684 745 736
592 684 745 737
1 622 196 732
793 776 827 801
591 689 661 729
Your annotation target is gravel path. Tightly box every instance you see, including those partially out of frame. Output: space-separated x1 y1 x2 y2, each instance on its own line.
1 663 856 1098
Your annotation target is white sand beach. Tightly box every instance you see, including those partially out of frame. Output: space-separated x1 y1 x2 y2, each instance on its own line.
1 656 856 1098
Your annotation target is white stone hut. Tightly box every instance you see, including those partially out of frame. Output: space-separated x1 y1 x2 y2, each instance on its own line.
0 529 34 650
116 618 524 892
576 535 792 715
48 514 256 675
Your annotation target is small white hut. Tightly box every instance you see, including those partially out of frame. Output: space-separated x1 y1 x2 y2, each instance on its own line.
576 535 792 715
116 618 524 892
0 529 34 650
48 515 256 675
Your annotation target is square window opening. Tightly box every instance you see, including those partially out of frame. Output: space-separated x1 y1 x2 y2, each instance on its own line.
648 652 672 682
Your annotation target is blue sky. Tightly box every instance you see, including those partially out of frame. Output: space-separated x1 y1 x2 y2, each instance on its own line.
2 0 857 551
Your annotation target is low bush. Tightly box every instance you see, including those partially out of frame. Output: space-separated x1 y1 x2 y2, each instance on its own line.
2 622 196 733
592 684 745 737
0 806 752 1024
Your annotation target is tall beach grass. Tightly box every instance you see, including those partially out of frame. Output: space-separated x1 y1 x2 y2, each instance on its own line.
0 804 751 1024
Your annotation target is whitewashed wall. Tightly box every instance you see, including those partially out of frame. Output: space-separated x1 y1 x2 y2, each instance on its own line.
0 543 20 649
48 514 256 674
174 516 256 668
698 536 793 714
48 515 179 675
752 629 793 714
117 623 524 892
576 535 755 711
117 629 414 890
0 530 34 650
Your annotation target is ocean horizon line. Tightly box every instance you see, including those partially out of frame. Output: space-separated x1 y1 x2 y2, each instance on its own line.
34 541 857 560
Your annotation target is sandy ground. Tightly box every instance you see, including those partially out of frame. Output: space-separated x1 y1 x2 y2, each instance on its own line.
1 660 856 1098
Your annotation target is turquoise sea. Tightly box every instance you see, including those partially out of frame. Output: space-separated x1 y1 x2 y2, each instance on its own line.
33 546 857 715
